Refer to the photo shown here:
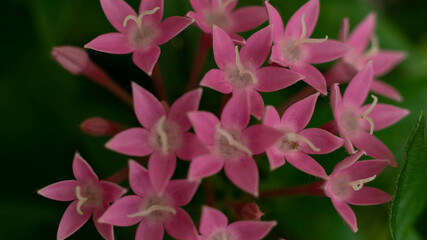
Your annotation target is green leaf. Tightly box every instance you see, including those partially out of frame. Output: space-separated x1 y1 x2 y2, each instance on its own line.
390 112 427 240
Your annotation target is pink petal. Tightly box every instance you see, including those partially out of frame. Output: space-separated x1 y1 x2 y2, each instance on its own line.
157 16 194 45
93 205 114 240
73 153 98 182
169 88 203 132
299 128 344 154
339 159 389 182
266 148 285 170
244 125 284 155
240 25 272 69
249 90 265 120
188 155 224 180
351 132 396 167
333 150 365 173
330 83 343 117
148 152 177 194
254 66 302 92
213 26 236 71
105 128 153 156
265 2 285 44
372 50 406 76
190 0 209 13
135 222 164 240
200 69 233 94
284 0 319 38
361 103 409 131
347 13 376 54
224 156 259 197
305 40 350 64
85 33 134 54
199 206 229 236
371 80 402 102
230 6 267 33
343 62 373 107
99 180 127 203
132 82 166 129
331 198 358 232
128 160 153 197
98 195 142 226
38 180 78 201
284 152 327 179
176 133 209 160
339 17 350 42
100 0 137 33
188 111 220 145
290 63 327 95
228 220 277 240
263 105 281 127
221 91 249 129
57 200 92 240
346 186 392 205
133 47 161 76
187 11 211 34
139 0 163 23
281 92 320 132
165 180 199 207
164 208 198 240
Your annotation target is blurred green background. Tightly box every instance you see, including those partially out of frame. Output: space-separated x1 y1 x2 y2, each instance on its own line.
2 0 427 239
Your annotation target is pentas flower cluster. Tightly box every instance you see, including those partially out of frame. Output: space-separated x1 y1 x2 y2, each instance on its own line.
41 0 409 239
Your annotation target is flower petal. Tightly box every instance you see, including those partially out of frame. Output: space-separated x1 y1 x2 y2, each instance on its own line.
249 90 265 120
139 0 163 23
157 16 194 45
57 200 91 240
263 105 281 127
85 33 134 54
330 83 343 117
299 128 344 154
281 92 320 132
221 91 249 129
93 205 114 240
244 125 284 155
164 208 198 240
224 155 259 197
100 0 137 33
190 0 209 13
73 153 98 182
188 155 224 180
255 66 303 92
38 180 78 201
361 103 409 131
372 50 406 76
371 80 402 102
98 195 142 226
165 180 199 207
343 62 373 107
105 128 153 156
230 6 267 33
240 25 272 69
331 198 358 232
284 0 319 38
135 222 164 240
284 152 327 179
169 88 203 132
290 63 327 95
99 180 127 203
213 26 236 71
228 220 277 240
188 111 220 145
339 17 350 42
176 133 209 160
200 69 233 94
333 150 365 172
266 148 285 170
132 81 166 129
148 152 177 194
351 132 396 167
199 206 229 236
133 47 161 76
339 159 389 182
346 186 392 205
347 13 376 54
187 11 210 33
305 40 350 64
129 160 153 197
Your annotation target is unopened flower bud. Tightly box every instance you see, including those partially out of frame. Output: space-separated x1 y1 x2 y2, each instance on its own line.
80 117 123 137
236 202 264 221
51 46 90 75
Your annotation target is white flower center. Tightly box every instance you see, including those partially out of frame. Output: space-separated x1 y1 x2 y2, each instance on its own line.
127 194 176 223
216 125 252 158
276 132 320 152
75 184 103 215
226 46 257 89
348 175 376 191
123 7 160 49
150 116 181 155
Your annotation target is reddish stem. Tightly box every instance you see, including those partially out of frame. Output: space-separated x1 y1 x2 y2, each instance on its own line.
152 64 168 102
204 178 215 207
259 182 325 199
187 33 213 90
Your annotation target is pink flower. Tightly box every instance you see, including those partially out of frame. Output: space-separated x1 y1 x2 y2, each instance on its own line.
187 91 283 196
99 160 199 240
187 0 267 44
37 153 126 240
198 206 277 240
263 93 343 177
106 83 207 193
201 25 303 118
266 0 349 95
85 0 193 75
330 62 409 167
323 151 392 232
326 13 406 101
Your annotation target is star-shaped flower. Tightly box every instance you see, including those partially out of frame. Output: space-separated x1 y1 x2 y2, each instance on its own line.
187 0 267 44
198 206 277 240
266 0 349 95
323 151 392 232
325 13 407 101
187 91 283 196
99 160 199 240
106 83 207 193
263 93 343 177
37 153 126 240
330 62 409 167
201 25 303 118
85 0 193 75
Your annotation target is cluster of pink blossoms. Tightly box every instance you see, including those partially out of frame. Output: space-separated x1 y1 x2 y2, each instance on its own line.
41 0 409 239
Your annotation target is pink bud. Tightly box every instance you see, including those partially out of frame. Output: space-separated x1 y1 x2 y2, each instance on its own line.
236 202 264 221
80 117 123 137
51 46 89 75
